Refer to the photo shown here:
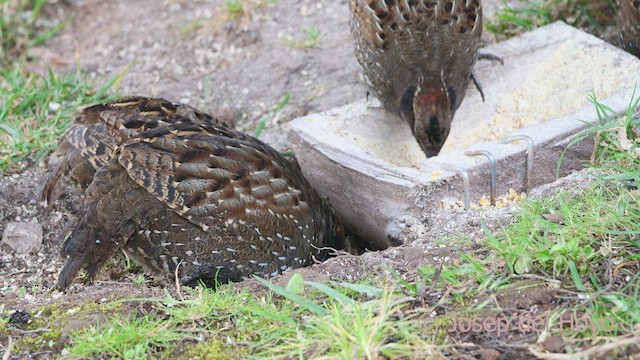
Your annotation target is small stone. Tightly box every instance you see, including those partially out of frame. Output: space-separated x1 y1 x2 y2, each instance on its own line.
1 222 44 254
48 102 61 111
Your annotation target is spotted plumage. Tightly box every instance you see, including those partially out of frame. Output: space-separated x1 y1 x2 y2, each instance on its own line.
42 96 224 206
46 98 346 291
349 0 483 157
617 0 640 58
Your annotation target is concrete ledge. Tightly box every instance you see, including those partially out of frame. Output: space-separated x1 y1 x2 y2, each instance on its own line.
289 22 640 250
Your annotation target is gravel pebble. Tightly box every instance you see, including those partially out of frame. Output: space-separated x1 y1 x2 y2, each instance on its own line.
1 222 44 254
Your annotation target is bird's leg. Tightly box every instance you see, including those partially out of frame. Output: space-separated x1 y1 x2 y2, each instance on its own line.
471 52 504 102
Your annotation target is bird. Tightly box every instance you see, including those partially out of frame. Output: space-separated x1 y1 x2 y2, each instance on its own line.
348 0 484 157
617 0 640 58
42 96 224 207
43 98 347 291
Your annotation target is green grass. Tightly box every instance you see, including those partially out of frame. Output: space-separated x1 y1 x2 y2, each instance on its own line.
485 178 638 278
65 278 435 359
0 64 123 171
1 0 53 64
68 314 186 359
485 178 640 335
263 288 432 359
67 285 295 358
486 0 616 39
0 0 122 171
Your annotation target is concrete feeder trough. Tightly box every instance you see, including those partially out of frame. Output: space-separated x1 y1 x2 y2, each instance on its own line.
288 22 640 251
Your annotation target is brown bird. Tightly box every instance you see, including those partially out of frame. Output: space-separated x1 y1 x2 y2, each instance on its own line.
43 96 224 206
45 98 346 291
617 0 640 58
349 0 484 157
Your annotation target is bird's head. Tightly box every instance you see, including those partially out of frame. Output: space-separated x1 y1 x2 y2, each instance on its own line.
400 78 454 158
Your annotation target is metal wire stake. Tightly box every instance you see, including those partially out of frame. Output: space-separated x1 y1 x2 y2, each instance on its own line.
464 149 497 206
500 135 534 191
442 165 470 210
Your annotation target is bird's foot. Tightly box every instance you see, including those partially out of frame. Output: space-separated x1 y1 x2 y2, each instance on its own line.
471 52 504 102
471 70 486 102
478 52 504 65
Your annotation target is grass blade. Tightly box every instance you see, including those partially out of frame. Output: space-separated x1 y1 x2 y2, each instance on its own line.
305 281 355 305
254 276 328 316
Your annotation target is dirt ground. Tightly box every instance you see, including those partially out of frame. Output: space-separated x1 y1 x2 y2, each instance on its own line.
0 0 626 358
38 0 372 150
